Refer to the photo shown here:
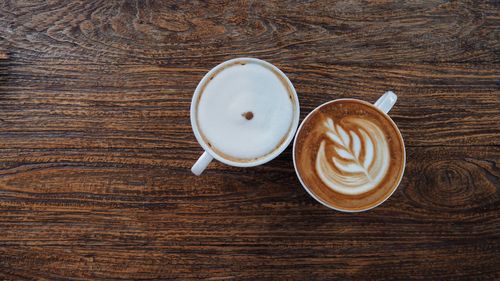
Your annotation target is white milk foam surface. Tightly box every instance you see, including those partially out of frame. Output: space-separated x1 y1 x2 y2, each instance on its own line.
197 62 293 160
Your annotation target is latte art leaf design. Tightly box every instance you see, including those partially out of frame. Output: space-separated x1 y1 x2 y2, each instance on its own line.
315 117 390 195
325 118 373 180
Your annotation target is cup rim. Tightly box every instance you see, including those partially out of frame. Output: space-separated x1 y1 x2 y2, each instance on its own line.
190 57 300 167
292 98 406 212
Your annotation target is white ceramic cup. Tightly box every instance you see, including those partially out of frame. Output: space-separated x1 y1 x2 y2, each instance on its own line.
292 91 406 212
191 58 300 176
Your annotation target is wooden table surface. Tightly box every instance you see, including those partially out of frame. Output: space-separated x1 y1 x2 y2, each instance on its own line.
1 1 499 280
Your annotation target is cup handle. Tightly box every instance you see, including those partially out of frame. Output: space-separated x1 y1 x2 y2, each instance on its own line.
374 91 397 114
191 151 214 176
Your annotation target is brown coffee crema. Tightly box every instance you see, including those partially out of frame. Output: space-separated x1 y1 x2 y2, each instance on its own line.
294 100 405 211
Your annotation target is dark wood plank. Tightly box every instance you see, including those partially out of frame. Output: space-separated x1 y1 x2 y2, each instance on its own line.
0 146 498 280
0 0 498 65
0 0 499 280
0 63 498 148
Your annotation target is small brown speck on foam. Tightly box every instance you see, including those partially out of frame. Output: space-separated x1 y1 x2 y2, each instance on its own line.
242 111 254 120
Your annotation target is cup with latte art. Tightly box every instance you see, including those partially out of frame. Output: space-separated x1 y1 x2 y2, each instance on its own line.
293 91 405 212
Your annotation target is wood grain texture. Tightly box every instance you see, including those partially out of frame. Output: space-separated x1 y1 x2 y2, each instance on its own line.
0 0 499 280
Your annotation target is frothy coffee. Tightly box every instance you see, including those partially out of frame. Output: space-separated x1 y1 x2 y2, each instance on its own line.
194 59 298 163
294 99 405 211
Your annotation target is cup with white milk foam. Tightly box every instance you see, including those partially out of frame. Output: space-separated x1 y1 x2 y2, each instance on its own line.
190 58 300 175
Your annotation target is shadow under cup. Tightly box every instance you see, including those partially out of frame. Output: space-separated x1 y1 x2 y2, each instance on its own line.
293 99 405 212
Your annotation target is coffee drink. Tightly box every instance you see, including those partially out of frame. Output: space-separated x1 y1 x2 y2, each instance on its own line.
194 59 298 163
294 99 405 211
